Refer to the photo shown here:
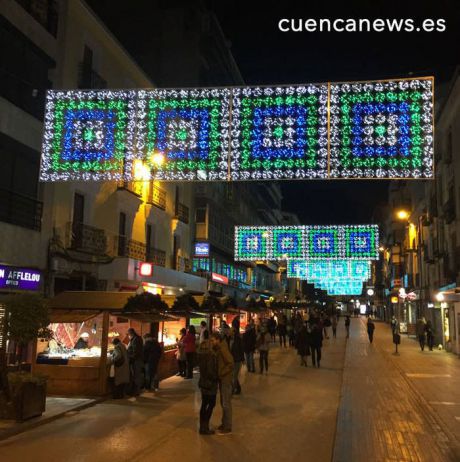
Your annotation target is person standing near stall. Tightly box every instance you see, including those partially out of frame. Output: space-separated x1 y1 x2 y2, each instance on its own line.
110 338 130 399
176 328 187 377
127 328 144 396
183 325 197 379
143 333 163 391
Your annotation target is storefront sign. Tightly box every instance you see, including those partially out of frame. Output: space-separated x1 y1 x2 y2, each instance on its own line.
139 262 153 277
212 273 228 285
194 242 210 257
0 266 41 291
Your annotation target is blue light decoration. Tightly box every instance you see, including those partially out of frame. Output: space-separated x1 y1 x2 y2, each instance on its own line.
39 78 433 182
315 280 364 296
330 77 434 178
230 84 328 180
234 227 271 261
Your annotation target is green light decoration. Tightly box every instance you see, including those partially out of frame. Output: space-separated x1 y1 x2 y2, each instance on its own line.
39 78 433 182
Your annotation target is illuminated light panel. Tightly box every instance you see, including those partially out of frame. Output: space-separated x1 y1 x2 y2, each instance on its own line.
329 77 434 179
39 78 433 182
235 225 379 261
231 84 328 180
40 90 136 181
286 260 371 281
315 280 364 296
137 88 230 180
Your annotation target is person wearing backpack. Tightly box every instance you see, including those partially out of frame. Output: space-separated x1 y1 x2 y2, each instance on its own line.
110 338 129 399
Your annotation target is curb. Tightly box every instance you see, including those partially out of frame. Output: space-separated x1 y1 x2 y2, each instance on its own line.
0 396 105 442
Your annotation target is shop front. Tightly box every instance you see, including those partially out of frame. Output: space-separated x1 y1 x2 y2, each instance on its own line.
34 291 185 396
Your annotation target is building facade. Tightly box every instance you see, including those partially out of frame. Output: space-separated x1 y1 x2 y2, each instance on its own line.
379 68 460 355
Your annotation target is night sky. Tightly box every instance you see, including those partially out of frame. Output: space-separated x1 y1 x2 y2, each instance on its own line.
88 0 460 224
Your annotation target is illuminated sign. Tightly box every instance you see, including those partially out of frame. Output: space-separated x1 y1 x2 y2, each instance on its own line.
194 242 210 257
0 266 41 291
142 282 162 295
139 262 153 277
212 273 229 285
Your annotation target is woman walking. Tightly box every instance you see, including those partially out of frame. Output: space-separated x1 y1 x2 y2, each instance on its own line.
295 322 310 366
331 315 338 338
256 328 270 374
109 338 130 399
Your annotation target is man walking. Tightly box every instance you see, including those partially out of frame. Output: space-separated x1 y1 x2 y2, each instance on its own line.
416 318 427 351
309 321 323 368
345 315 351 339
211 332 234 435
242 323 256 372
367 318 375 344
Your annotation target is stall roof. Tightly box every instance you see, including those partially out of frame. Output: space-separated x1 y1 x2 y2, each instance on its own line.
48 291 136 311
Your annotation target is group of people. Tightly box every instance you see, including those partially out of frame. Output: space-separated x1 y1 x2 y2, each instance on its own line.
109 327 163 399
416 317 435 351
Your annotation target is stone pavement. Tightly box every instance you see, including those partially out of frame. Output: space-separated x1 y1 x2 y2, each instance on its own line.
333 317 460 462
0 334 347 462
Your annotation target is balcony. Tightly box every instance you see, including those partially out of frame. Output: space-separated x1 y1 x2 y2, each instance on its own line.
69 222 107 255
117 180 143 197
15 0 59 37
146 247 166 267
175 202 189 224
147 184 166 210
0 188 42 231
116 237 146 261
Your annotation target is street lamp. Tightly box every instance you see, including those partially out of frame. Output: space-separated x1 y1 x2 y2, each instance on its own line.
396 209 410 221
367 288 375 296
435 292 445 302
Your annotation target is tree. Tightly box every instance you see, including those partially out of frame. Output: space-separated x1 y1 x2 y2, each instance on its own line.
200 295 223 313
123 292 168 313
171 293 199 313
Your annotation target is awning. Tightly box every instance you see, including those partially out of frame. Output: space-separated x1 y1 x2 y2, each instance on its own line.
121 312 179 323
49 309 102 323
48 291 137 310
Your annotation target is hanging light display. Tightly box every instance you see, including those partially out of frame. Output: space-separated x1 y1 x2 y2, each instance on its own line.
329 77 434 179
39 78 433 182
230 84 328 180
234 225 379 261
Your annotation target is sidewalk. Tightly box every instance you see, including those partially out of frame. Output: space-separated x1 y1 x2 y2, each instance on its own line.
333 317 460 462
0 396 99 441
0 337 347 462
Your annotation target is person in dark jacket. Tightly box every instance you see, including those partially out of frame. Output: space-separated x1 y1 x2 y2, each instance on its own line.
268 316 277 342
127 328 144 396
309 321 323 368
367 319 375 344
242 324 256 372
230 318 244 394
277 313 287 348
143 333 163 391
295 323 310 366
197 330 218 435
426 320 434 351
345 315 351 338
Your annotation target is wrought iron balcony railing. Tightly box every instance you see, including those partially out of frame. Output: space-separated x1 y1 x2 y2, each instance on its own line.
69 222 107 255
146 247 166 267
147 184 166 210
116 236 146 261
175 202 189 224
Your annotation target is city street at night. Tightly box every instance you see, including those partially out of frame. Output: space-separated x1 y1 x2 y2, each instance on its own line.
1 1 460 461
1 319 459 462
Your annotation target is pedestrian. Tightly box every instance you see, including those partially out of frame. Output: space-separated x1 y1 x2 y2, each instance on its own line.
230 317 244 395
345 315 351 338
367 318 375 344
416 318 427 351
176 328 187 377
109 338 129 399
183 325 197 379
277 313 287 347
391 316 398 335
426 320 434 351
199 320 208 344
242 323 256 373
322 314 331 339
127 327 144 396
287 318 295 347
256 327 270 374
143 333 162 391
309 321 323 368
331 315 338 338
295 322 310 366
268 316 277 342
197 330 218 435
210 332 234 435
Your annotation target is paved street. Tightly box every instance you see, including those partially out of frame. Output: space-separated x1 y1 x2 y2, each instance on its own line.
1 319 460 462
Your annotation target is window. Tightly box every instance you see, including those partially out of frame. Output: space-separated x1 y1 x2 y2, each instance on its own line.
196 207 206 223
